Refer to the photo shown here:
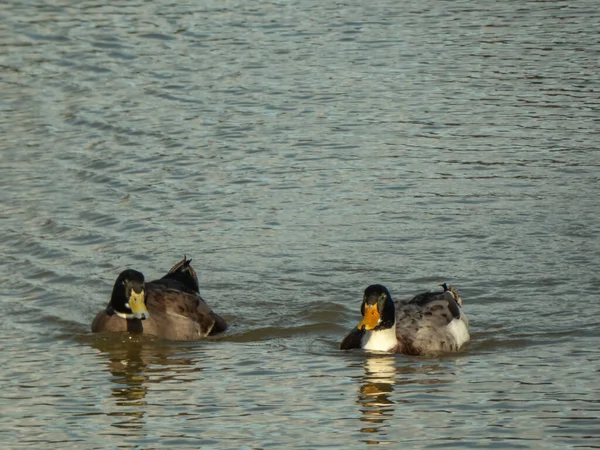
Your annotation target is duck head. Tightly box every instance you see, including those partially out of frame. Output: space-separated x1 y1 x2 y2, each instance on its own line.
110 269 150 320
358 284 395 331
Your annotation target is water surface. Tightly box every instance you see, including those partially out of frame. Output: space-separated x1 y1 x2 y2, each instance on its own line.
1 0 599 448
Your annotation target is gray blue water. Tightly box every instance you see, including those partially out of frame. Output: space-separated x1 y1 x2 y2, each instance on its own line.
1 0 599 448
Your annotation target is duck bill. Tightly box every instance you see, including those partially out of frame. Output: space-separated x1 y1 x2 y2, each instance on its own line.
357 304 381 331
129 290 149 320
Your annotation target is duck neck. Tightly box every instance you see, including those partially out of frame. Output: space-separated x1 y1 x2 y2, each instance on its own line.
362 321 398 352
108 284 131 319
115 310 136 320
106 304 136 320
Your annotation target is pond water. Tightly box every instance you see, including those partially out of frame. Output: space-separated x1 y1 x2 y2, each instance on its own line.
1 0 599 448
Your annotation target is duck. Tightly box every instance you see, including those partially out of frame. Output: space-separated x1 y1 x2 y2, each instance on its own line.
91 256 227 340
340 283 469 355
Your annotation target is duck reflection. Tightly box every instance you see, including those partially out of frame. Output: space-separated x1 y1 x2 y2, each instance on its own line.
90 335 201 433
357 355 458 445
358 355 397 441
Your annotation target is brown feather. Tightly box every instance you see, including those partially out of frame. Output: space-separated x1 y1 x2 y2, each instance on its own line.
92 282 226 340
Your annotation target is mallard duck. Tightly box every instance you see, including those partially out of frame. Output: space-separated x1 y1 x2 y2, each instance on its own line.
340 283 469 355
91 256 227 340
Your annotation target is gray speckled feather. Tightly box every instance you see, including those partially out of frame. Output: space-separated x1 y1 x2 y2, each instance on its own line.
395 290 469 355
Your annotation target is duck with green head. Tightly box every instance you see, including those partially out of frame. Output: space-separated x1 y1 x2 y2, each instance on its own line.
340 283 469 355
92 256 227 340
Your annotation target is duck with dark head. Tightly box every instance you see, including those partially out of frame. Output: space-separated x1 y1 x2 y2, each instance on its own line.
340 283 469 356
92 256 227 340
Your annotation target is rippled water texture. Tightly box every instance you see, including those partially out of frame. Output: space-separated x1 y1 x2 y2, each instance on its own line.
1 0 599 448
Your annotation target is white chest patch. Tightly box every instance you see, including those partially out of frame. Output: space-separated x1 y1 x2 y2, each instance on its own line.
447 318 470 348
361 326 398 353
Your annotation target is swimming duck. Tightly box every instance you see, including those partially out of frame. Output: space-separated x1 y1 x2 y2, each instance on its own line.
340 284 469 355
91 256 227 340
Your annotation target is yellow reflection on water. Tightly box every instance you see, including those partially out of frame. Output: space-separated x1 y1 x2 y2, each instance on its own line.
90 335 202 435
357 355 461 446
358 355 397 445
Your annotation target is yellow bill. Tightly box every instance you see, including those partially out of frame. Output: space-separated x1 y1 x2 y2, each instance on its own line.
129 290 149 320
358 304 381 331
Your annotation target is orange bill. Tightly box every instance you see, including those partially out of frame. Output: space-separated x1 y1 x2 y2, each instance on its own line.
357 304 381 331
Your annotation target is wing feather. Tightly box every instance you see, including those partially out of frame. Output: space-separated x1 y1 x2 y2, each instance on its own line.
396 290 468 355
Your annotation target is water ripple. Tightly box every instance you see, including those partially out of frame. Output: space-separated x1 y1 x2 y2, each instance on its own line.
1 0 599 447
